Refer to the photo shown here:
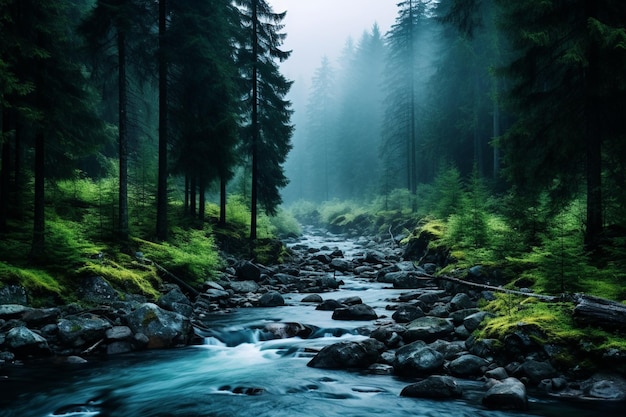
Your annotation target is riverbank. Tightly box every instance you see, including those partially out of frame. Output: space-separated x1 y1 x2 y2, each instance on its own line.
2 226 626 415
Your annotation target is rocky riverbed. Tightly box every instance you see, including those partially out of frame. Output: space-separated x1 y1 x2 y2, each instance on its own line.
1 226 626 414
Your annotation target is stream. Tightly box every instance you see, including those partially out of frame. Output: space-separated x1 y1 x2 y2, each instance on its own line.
0 229 623 417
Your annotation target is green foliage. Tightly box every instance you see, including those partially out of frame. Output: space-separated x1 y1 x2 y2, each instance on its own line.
268 208 302 238
287 200 321 225
135 227 222 285
372 188 417 213
478 293 626 370
76 258 161 299
430 165 465 219
318 200 365 225
0 262 64 299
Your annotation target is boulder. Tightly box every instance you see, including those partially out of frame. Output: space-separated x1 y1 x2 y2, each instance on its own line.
264 322 312 339
485 367 509 381
273 273 298 285
332 304 378 321
301 294 323 303
449 293 475 311
316 299 345 311
330 258 353 273
0 285 28 305
482 377 528 411
258 291 285 307
6 326 51 358
316 276 341 289
447 354 489 377
158 287 191 311
404 316 455 343
337 296 362 306
229 280 260 293
77 276 120 304
371 324 406 348
21 307 60 327
392 304 425 323
516 359 558 385
235 261 261 282
400 375 463 399
126 303 192 349
463 311 494 331
0 304 31 319
57 317 112 348
307 338 384 369
580 373 626 401
389 272 432 289
105 326 133 341
394 341 444 376
449 308 480 326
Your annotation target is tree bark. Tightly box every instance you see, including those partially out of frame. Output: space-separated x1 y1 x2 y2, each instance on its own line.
573 294 626 331
156 0 168 241
0 106 9 233
30 130 45 262
219 174 226 225
250 0 259 240
198 178 205 222
118 27 129 241
584 0 603 249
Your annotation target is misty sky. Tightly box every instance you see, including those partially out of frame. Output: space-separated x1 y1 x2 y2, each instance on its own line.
267 0 399 95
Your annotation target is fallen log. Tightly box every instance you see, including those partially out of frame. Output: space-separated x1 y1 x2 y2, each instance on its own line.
572 294 626 332
420 273 558 302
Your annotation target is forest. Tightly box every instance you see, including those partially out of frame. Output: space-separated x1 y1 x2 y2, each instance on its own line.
1 0 626 310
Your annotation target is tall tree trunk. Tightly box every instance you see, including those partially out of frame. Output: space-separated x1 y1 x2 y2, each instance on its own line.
118 27 129 241
198 178 205 222
408 0 417 212
250 0 259 240
492 81 501 179
190 176 196 217
473 74 483 177
584 1 602 249
184 174 189 213
0 106 9 233
30 130 45 262
219 173 226 225
13 118 23 219
156 0 168 241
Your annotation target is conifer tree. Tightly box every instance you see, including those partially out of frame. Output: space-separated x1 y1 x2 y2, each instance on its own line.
156 0 168 240
235 0 293 240
304 56 336 201
496 0 626 248
382 0 434 200
80 0 153 242
0 0 107 260
169 0 240 225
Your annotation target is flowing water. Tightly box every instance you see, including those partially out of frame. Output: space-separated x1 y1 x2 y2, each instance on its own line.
0 230 622 417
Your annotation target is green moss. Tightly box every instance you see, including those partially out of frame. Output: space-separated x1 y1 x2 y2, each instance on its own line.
0 261 64 297
76 260 161 299
142 308 158 326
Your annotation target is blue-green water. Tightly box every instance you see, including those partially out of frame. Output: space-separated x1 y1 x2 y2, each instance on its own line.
1 231 622 416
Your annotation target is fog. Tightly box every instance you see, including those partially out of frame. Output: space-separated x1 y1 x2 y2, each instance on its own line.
267 0 398 89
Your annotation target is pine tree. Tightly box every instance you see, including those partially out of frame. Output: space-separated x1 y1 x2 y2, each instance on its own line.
169 0 241 225
80 0 153 242
0 0 108 260
155 0 168 240
235 0 293 240
382 0 435 201
495 0 626 248
304 56 336 201
334 25 386 200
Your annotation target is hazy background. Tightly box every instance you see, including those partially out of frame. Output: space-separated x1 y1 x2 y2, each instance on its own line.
267 0 398 94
